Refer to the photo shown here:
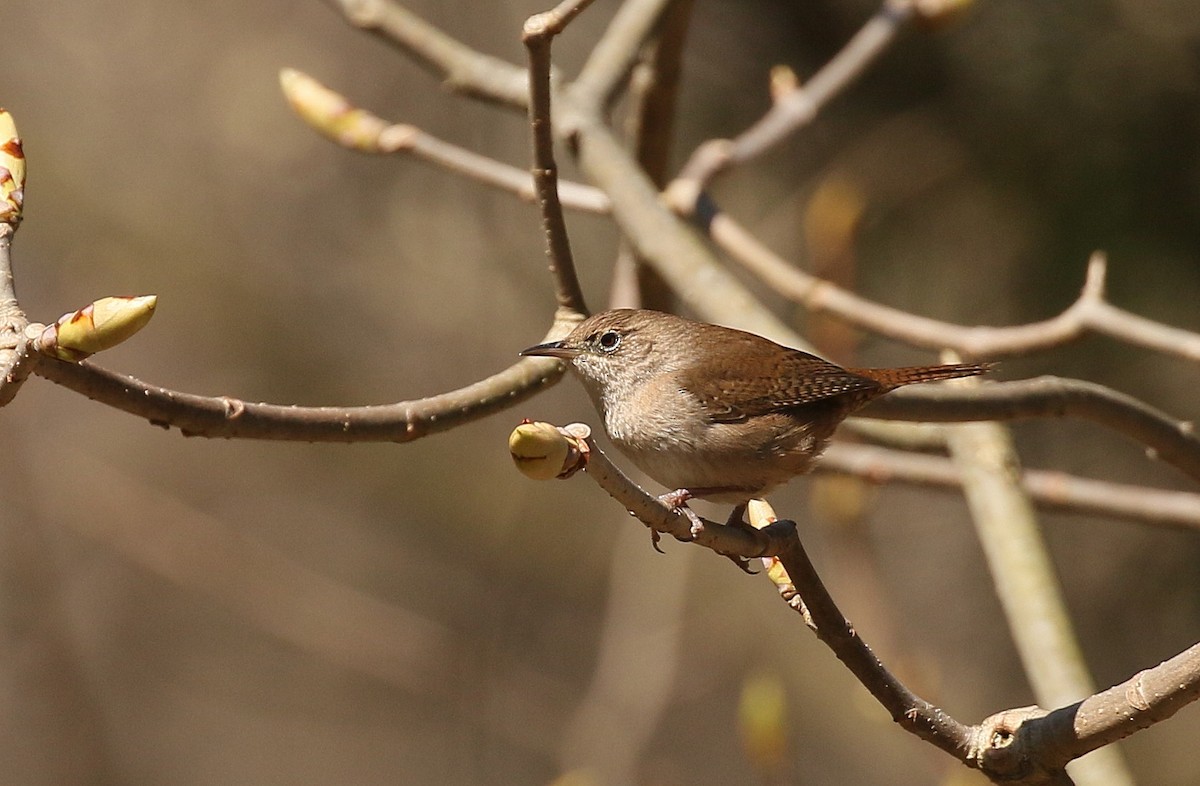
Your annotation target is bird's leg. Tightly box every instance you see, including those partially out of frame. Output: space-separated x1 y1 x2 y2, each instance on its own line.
657 488 707 539
656 492 756 574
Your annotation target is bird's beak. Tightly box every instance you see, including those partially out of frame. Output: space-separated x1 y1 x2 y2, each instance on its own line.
520 340 581 359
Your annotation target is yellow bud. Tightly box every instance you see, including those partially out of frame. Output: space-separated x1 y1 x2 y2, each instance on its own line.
509 421 572 480
40 295 158 362
0 108 25 224
279 68 389 152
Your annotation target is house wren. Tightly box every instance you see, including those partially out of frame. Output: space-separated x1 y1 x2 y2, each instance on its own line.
521 309 988 516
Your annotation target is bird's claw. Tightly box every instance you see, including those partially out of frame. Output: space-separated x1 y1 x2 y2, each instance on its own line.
649 527 666 554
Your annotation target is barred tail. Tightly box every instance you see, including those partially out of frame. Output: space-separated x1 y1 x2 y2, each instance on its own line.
852 362 993 392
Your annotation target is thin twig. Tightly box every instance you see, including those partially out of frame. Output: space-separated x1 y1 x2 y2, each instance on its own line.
280 68 610 212
866 375 1200 483
707 210 1200 361
773 534 975 759
566 108 801 343
384 125 610 212
31 318 580 441
818 441 1200 532
671 0 914 194
323 0 529 109
576 423 1200 783
523 1 594 316
570 0 676 111
607 0 694 312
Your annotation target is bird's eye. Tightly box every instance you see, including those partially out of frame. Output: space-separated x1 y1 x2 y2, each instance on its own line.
597 330 621 352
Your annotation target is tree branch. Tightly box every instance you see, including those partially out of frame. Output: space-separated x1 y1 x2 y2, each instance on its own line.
323 0 530 109
819 441 1200 531
945 392 1134 785
670 0 915 194
523 0 594 317
867 376 1200 483
31 318 579 441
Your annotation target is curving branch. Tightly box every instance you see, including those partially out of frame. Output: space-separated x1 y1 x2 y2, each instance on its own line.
818 441 1200 531
945 399 1135 784
559 426 1200 785
867 375 1200 483
670 0 915 194
705 210 1200 361
31 317 579 441
323 0 530 109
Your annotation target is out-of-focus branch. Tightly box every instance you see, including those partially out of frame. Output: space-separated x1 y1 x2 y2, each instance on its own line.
565 108 801 344
280 68 610 213
282 71 1200 367
32 317 580 441
944 385 1134 786
819 442 1200 532
866 376 1200 483
705 210 1200 361
670 0 915 195
570 0 675 111
323 0 530 109
608 0 693 312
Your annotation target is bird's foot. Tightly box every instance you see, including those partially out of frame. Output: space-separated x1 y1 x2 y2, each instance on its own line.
656 493 758 573
657 488 707 539
648 527 665 554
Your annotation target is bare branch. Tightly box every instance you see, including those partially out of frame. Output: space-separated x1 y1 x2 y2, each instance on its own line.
280 68 610 212
945 394 1135 785
383 125 610 212
1054 641 1200 763
323 0 530 109
571 0 676 111
572 436 976 761
564 426 1200 783
772 526 976 760
867 376 1200 483
671 0 914 193
705 212 1200 361
0 114 32 406
607 0 694 312
0 228 31 405
523 1 594 316
566 109 801 343
819 442 1200 532
31 318 581 441
978 642 1200 779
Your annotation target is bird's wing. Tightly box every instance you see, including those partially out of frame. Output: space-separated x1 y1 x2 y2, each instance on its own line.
676 338 881 423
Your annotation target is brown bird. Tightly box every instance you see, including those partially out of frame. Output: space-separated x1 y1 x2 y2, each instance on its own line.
522 309 989 525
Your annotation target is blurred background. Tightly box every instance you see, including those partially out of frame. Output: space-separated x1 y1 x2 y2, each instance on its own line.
2 1 1199 784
